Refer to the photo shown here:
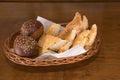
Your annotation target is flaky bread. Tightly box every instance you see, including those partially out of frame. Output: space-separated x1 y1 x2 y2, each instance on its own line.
58 29 77 52
58 12 82 39
85 24 97 50
59 41 72 53
65 29 77 41
39 35 67 54
49 39 67 51
72 30 90 48
38 24 63 47
45 23 62 36
82 15 88 30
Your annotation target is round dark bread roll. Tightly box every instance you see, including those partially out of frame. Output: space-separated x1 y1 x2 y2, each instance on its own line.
14 35 39 57
21 19 44 39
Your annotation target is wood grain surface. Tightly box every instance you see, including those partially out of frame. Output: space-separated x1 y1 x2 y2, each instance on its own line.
0 2 120 80
0 0 119 2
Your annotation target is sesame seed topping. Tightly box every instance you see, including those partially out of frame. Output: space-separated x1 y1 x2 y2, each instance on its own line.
15 35 37 54
21 19 39 36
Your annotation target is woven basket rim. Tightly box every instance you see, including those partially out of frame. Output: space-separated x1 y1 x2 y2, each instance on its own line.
4 31 100 66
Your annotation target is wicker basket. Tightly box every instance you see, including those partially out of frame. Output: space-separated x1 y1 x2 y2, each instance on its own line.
4 30 100 66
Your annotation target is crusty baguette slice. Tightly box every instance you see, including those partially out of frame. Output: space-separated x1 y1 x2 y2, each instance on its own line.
85 24 97 50
58 12 83 39
72 30 90 48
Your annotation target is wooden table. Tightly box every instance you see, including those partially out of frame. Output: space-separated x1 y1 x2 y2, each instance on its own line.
0 2 120 80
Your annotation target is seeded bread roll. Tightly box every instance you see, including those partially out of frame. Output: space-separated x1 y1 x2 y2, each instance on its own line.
21 19 44 39
14 35 39 57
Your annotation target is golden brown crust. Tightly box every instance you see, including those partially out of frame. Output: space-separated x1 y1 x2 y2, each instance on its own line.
58 12 82 39
82 15 88 30
49 39 67 51
38 33 47 47
85 24 97 50
45 23 62 36
65 29 77 41
38 35 67 54
58 41 72 53
58 29 77 53
72 30 90 48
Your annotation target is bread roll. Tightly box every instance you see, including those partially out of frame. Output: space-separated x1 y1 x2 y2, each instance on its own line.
72 30 90 48
85 24 97 50
21 19 44 39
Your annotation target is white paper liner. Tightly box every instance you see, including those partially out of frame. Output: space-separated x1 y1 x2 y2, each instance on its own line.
35 16 87 60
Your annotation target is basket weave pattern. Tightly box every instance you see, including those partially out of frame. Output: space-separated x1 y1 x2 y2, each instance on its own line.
4 31 100 66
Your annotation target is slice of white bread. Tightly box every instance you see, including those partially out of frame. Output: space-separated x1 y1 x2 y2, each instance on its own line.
85 24 97 50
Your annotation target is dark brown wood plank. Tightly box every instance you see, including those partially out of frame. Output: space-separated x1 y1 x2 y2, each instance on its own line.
0 0 119 2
